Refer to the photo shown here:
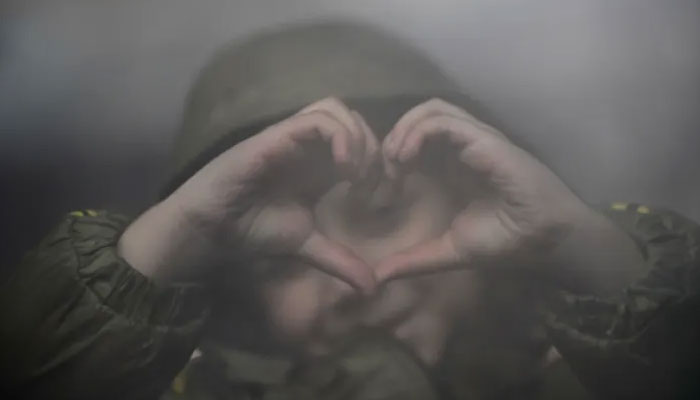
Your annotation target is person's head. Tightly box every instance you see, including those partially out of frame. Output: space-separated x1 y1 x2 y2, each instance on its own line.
169 21 540 369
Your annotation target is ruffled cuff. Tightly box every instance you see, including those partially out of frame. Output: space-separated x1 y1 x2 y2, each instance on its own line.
67 209 210 327
545 204 699 339
543 204 700 398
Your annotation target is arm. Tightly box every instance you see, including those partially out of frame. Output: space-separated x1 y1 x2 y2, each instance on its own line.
0 98 379 399
377 98 700 399
0 210 209 400
544 204 700 400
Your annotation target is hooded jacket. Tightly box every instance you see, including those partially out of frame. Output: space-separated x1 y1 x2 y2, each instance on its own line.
1 22 699 400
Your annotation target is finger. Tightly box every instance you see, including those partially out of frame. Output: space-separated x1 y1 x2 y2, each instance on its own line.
375 232 464 283
383 156 401 180
381 146 404 201
354 111 379 179
395 114 501 176
298 97 365 174
378 152 405 211
352 114 399 210
273 111 355 178
384 98 508 161
381 133 402 181
351 111 382 192
298 231 376 294
384 98 472 159
397 114 476 162
407 98 507 140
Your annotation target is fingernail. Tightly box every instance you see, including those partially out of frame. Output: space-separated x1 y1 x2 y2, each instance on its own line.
385 132 396 154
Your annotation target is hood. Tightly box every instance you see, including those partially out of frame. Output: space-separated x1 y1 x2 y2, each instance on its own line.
165 21 469 195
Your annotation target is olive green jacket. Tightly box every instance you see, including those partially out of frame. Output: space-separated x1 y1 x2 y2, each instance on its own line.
1 203 699 399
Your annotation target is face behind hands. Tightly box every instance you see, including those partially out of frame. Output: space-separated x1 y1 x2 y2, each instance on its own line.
235 101 485 365
198 95 584 366
120 95 584 367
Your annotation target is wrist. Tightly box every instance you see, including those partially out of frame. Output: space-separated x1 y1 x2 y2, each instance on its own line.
542 206 645 296
118 196 214 284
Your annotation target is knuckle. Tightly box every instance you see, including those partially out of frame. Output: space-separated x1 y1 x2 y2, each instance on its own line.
295 108 320 119
310 109 337 124
488 126 509 141
321 96 347 110
426 97 450 108
324 95 343 104
298 111 338 133
293 110 323 126
303 97 344 115
417 114 452 131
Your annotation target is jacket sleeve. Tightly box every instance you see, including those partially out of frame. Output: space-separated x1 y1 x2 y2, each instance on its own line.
544 203 700 399
0 210 211 400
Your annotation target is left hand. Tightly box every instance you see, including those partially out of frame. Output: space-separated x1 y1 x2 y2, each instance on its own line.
119 97 381 292
375 98 594 283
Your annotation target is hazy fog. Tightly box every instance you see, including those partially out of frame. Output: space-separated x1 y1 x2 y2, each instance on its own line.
1 0 699 265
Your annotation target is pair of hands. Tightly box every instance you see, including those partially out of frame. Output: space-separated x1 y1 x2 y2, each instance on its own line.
120 97 594 293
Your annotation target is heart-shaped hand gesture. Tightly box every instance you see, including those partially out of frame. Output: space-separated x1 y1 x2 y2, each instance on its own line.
376 99 591 282
122 96 594 294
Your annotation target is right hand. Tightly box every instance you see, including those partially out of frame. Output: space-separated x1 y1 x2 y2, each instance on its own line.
118 97 379 292
376 98 592 282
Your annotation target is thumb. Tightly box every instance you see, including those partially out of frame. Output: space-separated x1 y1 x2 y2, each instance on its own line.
375 232 466 284
298 231 376 294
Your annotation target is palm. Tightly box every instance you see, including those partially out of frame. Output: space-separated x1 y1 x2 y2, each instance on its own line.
240 200 316 255
450 200 522 260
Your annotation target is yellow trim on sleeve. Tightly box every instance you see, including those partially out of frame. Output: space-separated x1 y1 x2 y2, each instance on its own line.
69 211 85 217
637 205 651 214
172 372 187 395
610 202 628 211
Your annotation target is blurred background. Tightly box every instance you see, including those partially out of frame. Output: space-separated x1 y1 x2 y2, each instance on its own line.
1 0 699 267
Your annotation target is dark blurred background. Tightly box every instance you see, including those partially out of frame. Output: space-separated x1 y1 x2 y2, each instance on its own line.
1 0 699 268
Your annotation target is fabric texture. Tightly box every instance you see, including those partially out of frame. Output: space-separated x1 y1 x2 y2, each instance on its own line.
0 210 698 399
0 211 210 400
158 204 700 400
163 332 440 400
545 204 700 399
